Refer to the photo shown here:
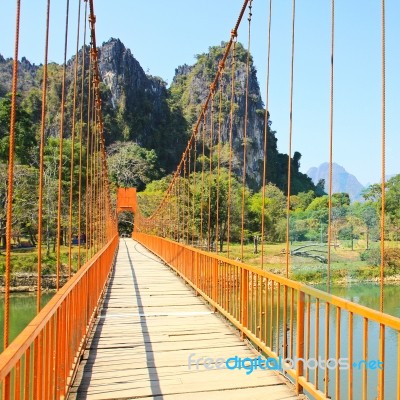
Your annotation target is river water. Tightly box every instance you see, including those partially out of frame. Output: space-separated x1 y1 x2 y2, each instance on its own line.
312 283 400 400
0 293 53 353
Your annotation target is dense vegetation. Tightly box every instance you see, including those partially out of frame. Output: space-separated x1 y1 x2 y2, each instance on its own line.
138 172 400 282
0 63 85 260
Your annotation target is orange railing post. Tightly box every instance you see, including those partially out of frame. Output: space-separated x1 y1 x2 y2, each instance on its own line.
194 252 199 295
296 290 305 394
241 268 248 338
212 259 218 309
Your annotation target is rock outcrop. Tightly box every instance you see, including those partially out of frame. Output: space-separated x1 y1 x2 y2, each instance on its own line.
0 55 39 95
96 38 189 170
170 43 316 193
307 162 365 202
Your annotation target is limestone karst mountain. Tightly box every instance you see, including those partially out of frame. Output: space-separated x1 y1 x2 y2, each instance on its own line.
307 162 365 202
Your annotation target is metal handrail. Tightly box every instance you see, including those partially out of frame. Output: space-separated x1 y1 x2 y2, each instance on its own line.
134 233 400 400
0 235 118 398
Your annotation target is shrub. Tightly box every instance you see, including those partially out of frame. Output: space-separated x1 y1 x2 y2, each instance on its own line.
360 247 400 276
360 248 381 266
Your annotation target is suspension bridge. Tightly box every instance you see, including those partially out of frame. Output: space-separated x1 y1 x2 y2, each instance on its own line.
1 0 399 399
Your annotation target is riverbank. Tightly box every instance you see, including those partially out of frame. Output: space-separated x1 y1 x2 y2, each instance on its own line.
0 273 69 292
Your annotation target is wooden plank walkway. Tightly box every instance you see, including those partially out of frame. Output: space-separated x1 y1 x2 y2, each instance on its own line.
69 238 299 400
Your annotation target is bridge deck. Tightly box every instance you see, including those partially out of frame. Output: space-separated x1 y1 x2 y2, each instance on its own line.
69 238 298 400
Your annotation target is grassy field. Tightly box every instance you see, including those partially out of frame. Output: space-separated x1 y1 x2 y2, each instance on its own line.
0 245 87 275
217 239 398 284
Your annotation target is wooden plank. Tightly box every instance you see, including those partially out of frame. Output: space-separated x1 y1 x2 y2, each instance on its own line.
68 238 298 400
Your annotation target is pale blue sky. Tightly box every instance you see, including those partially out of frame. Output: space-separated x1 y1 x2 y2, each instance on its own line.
1 0 399 186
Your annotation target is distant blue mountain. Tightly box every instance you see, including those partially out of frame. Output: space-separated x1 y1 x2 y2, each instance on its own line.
307 163 365 202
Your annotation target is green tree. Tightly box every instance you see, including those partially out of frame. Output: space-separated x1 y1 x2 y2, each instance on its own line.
306 195 329 212
315 179 326 196
138 176 173 217
0 94 37 164
248 183 286 242
191 168 244 251
107 141 160 190
352 202 379 250
0 164 38 248
363 174 400 243
339 213 363 250
290 190 315 212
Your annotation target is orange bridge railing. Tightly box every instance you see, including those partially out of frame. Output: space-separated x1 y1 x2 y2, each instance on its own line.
134 233 400 400
0 235 118 399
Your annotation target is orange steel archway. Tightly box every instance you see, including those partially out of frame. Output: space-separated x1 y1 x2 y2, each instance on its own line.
116 187 137 214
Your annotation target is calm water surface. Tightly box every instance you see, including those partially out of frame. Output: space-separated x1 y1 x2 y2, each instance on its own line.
0 292 53 352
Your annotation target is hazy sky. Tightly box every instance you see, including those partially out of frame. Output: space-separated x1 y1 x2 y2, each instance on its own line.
2 0 399 186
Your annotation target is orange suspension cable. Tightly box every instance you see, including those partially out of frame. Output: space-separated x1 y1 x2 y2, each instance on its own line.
85 47 92 261
174 169 179 238
261 0 272 269
183 149 188 241
3 6 21 395
227 38 237 258
180 162 184 241
216 70 224 254
33 2 51 396
207 92 215 251
88 0 113 251
285 0 296 278
192 136 197 244
68 0 82 276
89 76 95 257
96 123 101 247
93 121 100 251
186 151 190 243
378 5 386 397
380 0 386 314
100 137 104 244
184 158 188 242
176 158 185 242
189 0 249 140
37 0 51 313
90 107 96 255
200 114 206 245
77 0 88 269
56 0 70 291
95 112 101 250
167 191 172 239
175 177 179 241
240 0 253 261
327 0 335 290
98 138 103 243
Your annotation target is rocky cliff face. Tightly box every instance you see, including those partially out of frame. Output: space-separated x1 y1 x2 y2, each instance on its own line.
97 38 188 170
0 56 39 96
99 39 162 110
170 43 314 193
171 44 266 189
